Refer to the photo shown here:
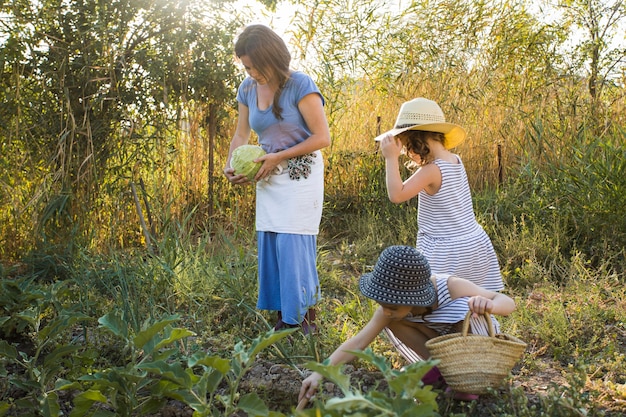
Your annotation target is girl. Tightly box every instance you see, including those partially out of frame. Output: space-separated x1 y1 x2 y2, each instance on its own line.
223 25 331 334
298 245 516 402
377 98 504 360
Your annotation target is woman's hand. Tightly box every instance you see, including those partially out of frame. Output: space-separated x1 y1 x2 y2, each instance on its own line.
467 296 494 317
299 372 323 403
252 152 282 181
379 133 403 160
223 166 251 185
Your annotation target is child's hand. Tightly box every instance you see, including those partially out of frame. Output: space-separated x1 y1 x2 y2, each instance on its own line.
380 133 403 160
467 296 493 316
299 372 323 403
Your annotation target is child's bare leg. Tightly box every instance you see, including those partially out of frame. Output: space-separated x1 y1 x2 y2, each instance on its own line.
387 320 439 359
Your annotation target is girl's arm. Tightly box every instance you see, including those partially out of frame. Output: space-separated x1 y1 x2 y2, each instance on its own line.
298 307 391 402
253 93 330 181
380 134 441 203
447 276 516 317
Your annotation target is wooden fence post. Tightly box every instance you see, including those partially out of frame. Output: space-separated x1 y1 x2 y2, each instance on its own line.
497 144 503 185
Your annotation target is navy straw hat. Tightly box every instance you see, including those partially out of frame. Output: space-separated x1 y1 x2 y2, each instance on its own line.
359 245 435 306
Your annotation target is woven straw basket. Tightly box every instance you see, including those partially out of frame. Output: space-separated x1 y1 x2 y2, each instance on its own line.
425 311 527 394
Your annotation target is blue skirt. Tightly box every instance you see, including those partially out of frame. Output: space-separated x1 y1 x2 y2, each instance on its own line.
256 231 321 325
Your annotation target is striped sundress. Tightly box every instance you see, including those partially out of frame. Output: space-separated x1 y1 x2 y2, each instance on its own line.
416 157 503 291
385 156 504 362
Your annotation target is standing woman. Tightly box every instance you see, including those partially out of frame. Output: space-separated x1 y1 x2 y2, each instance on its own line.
223 24 331 334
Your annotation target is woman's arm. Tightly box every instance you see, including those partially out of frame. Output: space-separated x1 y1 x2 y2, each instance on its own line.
298 307 391 402
254 92 330 180
447 276 516 317
224 103 252 185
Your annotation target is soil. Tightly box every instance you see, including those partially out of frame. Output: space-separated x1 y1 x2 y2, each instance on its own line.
3 324 624 416
150 356 625 417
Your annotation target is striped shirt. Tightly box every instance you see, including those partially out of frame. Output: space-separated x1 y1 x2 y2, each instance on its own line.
405 274 500 335
385 274 500 363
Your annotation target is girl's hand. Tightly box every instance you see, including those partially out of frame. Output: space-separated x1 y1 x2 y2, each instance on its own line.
299 372 323 403
379 133 403 160
223 166 250 185
467 296 494 316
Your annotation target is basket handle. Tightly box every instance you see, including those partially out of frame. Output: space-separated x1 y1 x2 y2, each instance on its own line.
461 311 495 337
296 397 308 411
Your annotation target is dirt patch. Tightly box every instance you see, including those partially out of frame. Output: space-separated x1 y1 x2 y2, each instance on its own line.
149 357 624 416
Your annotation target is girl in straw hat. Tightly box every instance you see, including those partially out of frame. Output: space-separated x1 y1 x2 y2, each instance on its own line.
376 98 505 362
298 245 516 403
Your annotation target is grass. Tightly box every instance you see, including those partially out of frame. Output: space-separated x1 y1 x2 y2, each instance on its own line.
1 186 625 415
1 84 625 415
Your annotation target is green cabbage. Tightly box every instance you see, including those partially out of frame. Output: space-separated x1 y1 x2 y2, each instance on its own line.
231 145 266 180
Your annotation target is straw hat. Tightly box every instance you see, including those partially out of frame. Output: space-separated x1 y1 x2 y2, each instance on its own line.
374 98 467 149
359 246 435 306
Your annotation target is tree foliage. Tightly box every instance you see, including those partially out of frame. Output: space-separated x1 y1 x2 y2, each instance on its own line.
0 0 624 263
0 0 243 258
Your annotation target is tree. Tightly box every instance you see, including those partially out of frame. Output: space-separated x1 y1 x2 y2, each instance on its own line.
0 0 245 259
559 0 626 101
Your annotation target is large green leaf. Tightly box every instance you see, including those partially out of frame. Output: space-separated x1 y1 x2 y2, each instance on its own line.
237 392 269 417
43 344 80 368
303 361 352 395
246 329 299 362
41 391 60 417
70 389 108 417
346 348 392 374
98 312 128 340
133 315 179 352
204 368 226 394
54 378 81 391
37 312 90 342
188 352 231 374
154 328 195 351
325 394 379 413
0 340 18 359
16 308 38 327
137 360 193 388
152 347 180 362
139 397 168 415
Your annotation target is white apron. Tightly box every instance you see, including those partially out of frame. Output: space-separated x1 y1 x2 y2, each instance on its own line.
255 150 324 235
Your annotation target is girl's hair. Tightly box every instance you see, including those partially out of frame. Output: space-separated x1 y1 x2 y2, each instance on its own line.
397 130 446 166
420 306 434 318
234 24 291 120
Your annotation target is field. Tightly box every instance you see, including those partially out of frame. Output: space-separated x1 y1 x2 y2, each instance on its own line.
1 0 626 415
3 182 626 416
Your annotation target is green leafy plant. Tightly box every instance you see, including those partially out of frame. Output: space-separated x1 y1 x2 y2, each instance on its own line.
0 280 90 417
149 329 297 416
68 312 191 416
70 310 297 417
297 349 440 416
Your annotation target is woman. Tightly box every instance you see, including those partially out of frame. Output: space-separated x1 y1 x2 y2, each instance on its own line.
223 24 331 334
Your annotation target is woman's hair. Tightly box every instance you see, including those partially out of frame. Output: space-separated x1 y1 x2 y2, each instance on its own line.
397 130 446 166
234 24 291 120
